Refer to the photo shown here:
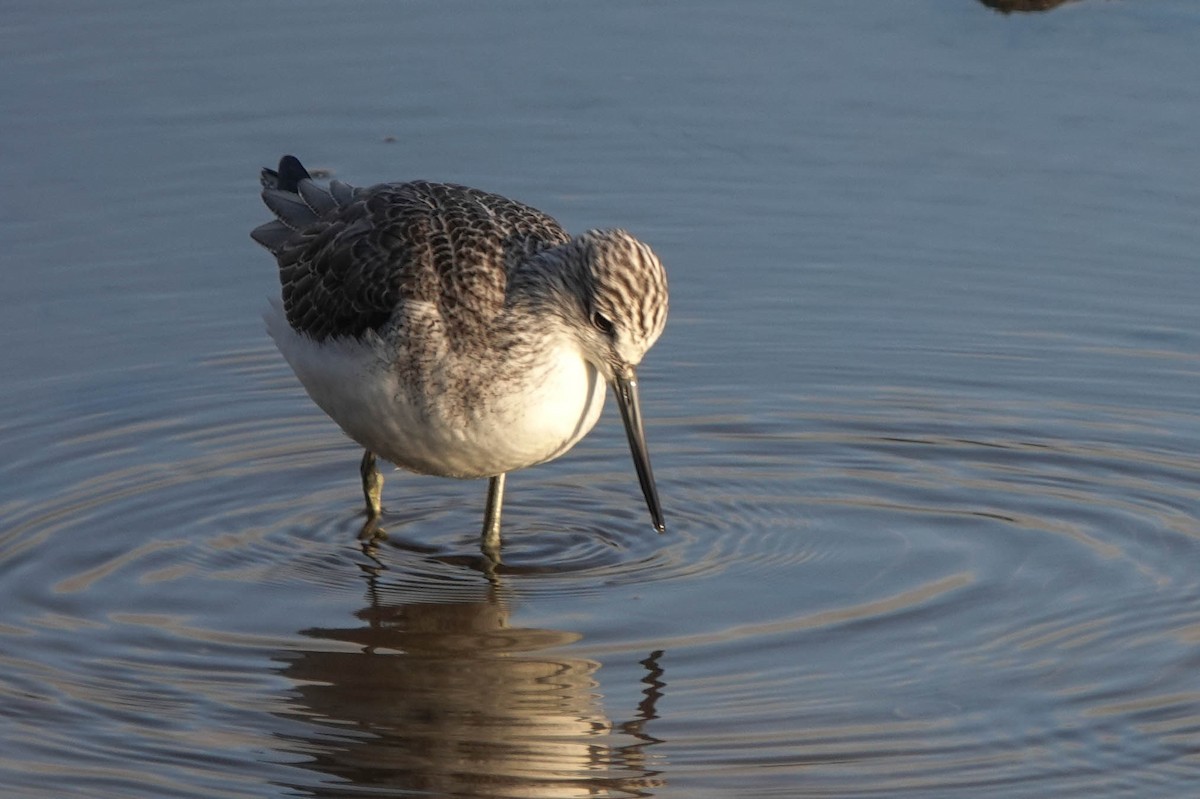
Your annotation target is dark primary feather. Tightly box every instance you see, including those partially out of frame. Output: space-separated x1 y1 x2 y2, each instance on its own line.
252 156 571 343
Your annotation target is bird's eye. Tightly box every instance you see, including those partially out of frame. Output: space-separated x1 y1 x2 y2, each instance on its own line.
591 312 615 335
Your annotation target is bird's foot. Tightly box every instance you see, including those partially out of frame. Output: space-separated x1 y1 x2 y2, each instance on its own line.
358 513 387 546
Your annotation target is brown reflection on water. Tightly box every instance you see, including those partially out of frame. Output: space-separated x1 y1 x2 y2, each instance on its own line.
273 581 666 797
977 0 1082 12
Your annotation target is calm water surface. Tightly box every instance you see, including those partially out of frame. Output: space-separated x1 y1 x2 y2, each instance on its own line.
2 1 1199 796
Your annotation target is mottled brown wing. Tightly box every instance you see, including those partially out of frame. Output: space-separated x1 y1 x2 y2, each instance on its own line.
254 162 569 342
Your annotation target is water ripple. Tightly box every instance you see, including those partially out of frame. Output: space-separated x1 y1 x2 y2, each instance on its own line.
3 354 1200 796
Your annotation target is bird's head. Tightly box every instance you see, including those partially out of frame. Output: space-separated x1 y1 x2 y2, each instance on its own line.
569 228 669 384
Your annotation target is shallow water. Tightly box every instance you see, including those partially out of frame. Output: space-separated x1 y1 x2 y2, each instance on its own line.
3 1 1200 797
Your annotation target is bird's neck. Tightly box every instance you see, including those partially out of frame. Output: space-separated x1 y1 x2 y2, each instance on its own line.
506 240 588 318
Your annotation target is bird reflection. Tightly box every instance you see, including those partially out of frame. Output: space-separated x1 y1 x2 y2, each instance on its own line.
977 0 1083 12
271 578 666 797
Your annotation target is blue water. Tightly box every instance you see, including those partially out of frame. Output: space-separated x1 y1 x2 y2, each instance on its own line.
2 1 1199 796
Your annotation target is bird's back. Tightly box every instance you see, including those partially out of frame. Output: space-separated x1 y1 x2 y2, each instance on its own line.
252 156 571 344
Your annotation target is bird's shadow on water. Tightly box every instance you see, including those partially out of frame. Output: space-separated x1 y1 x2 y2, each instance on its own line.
268 561 669 798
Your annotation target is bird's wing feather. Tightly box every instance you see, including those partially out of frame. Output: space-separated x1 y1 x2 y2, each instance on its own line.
253 158 569 343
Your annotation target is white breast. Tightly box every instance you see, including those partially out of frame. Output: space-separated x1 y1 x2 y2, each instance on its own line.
265 300 607 479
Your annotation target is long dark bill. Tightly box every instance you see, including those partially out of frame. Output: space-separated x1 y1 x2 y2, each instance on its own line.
613 371 666 533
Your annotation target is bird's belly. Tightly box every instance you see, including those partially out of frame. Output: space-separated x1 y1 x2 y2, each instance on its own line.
268 306 606 478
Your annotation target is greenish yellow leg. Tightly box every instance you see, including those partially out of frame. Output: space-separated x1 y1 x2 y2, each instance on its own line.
481 473 505 561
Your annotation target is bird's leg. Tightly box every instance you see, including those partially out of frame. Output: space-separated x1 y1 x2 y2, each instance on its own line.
360 450 384 517
358 450 384 542
480 473 506 562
